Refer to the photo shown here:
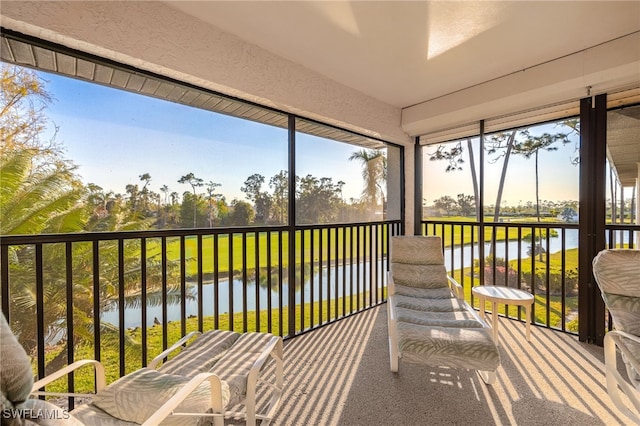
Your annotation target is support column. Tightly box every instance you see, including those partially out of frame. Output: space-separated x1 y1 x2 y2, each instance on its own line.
414 139 423 236
578 94 607 344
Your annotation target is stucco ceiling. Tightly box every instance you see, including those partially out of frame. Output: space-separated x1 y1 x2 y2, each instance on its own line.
164 1 640 109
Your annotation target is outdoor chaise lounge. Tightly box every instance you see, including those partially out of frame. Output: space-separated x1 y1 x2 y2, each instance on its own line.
1 312 283 426
387 235 501 384
593 249 640 423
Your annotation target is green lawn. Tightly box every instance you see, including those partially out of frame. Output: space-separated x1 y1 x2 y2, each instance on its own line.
424 216 563 248
142 227 390 279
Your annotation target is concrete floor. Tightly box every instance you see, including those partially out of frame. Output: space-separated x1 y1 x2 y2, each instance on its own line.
259 305 636 426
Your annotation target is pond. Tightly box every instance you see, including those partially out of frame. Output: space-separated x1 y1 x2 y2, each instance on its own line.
102 260 379 328
443 229 580 271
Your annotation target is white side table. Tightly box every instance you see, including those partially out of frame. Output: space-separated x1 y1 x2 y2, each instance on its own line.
472 285 534 344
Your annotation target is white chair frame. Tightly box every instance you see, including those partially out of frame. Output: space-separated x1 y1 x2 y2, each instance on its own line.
603 330 640 423
31 359 226 426
387 272 497 385
31 331 284 426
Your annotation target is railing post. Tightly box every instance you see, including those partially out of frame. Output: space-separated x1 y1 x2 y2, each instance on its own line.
287 115 297 337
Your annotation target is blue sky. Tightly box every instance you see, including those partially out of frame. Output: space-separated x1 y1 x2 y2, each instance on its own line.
423 127 581 206
39 71 366 202
36 69 586 209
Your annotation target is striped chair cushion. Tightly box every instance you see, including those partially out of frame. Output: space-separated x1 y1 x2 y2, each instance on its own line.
92 368 230 425
159 330 240 376
392 263 448 289
397 321 500 372
396 307 484 329
393 284 453 299
593 249 640 297
0 314 33 411
391 236 444 265
602 293 640 336
593 250 640 335
210 332 277 407
394 295 467 313
65 403 138 425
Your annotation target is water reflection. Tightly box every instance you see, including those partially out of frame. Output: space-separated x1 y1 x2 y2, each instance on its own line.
103 261 379 328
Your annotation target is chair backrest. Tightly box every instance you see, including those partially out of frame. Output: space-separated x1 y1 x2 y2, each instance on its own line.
593 249 640 335
0 314 34 412
390 236 448 289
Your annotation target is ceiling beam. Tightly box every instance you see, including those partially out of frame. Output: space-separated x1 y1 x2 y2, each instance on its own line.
402 32 640 137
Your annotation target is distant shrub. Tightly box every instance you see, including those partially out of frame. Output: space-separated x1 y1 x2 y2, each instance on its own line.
484 263 520 288
522 268 578 296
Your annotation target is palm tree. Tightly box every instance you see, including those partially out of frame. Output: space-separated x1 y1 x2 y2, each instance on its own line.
205 181 222 227
512 130 570 259
139 172 152 213
1 149 84 352
1 67 191 370
4 150 189 369
348 149 386 212
0 150 85 236
178 173 203 227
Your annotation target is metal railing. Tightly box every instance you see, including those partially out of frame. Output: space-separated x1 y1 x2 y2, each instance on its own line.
1 220 401 402
422 219 639 335
605 223 639 250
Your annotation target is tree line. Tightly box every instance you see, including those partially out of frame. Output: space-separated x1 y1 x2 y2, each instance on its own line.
427 195 579 222
89 165 382 232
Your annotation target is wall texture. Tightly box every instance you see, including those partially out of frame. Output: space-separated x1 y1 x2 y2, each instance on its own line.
1 0 416 231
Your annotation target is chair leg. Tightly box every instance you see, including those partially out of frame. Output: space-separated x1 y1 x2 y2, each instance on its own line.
389 341 399 373
388 302 399 373
605 333 640 423
477 370 496 385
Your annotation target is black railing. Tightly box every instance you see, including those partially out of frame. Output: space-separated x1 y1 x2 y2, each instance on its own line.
422 219 640 335
605 223 638 249
1 220 401 399
422 220 581 333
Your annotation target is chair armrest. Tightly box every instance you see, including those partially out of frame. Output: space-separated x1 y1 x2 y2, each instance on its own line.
141 372 225 426
31 359 106 396
243 335 284 425
447 276 464 300
148 331 202 369
449 289 493 331
247 336 283 381
387 271 396 296
387 295 398 322
608 330 640 373
246 336 284 393
609 329 640 345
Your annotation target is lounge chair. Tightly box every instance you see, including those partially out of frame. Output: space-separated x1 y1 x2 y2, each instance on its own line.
592 249 640 422
147 329 284 425
387 235 501 384
1 312 282 425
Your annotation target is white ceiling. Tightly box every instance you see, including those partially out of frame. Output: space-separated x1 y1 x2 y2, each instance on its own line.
164 1 640 109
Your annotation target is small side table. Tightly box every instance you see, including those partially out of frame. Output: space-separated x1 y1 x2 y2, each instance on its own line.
472 285 534 344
